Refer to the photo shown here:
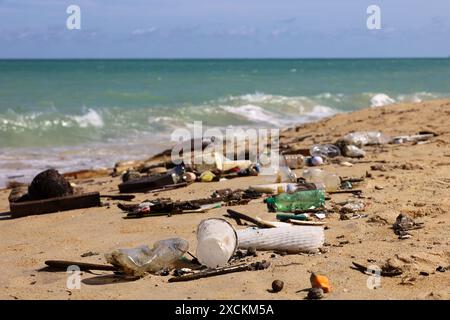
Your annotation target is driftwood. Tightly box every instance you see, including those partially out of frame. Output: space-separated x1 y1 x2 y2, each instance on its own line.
9 192 101 217
168 261 270 282
45 260 116 272
226 209 273 228
328 189 362 195
100 194 135 201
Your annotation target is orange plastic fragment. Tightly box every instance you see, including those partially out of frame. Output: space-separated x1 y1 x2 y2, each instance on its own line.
310 273 332 293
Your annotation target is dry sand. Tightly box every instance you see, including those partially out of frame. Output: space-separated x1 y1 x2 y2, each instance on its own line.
0 99 449 300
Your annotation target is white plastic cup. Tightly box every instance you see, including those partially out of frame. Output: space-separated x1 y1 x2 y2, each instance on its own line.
196 218 238 268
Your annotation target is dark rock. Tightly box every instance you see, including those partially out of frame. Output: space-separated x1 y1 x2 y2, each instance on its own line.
271 280 284 293
307 287 324 300
28 169 73 200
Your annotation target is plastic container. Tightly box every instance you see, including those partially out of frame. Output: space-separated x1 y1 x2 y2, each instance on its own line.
283 154 305 169
105 238 189 277
191 151 252 173
196 218 238 268
310 144 341 158
343 145 366 158
266 189 326 212
237 226 324 253
342 131 390 147
249 183 301 194
302 168 340 191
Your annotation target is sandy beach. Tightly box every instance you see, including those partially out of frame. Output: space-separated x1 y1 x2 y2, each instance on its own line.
0 99 449 300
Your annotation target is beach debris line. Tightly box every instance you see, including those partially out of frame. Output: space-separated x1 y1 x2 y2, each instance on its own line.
118 189 263 218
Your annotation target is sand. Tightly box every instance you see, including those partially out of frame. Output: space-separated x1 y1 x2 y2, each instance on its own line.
0 99 449 300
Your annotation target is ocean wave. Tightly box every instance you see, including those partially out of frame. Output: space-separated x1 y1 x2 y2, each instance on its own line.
71 109 104 128
0 91 446 149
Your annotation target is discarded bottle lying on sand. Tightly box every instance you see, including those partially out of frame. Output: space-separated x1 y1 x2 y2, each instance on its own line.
105 238 189 277
283 154 305 169
342 131 390 147
310 144 341 159
188 151 252 173
302 168 341 192
250 182 319 195
265 189 326 212
342 145 366 158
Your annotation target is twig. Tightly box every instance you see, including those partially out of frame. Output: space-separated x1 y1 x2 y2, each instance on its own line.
168 263 250 282
328 190 362 195
45 260 116 271
226 209 273 228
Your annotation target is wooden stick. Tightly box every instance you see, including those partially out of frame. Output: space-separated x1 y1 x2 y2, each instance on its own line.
328 190 362 195
168 264 250 282
100 194 135 201
226 209 273 228
45 260 116 271
10 192 101 217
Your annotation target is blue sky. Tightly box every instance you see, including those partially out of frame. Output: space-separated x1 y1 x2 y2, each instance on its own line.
0 0 449 58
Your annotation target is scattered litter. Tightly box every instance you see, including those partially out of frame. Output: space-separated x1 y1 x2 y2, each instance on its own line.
393 213 424 238
351 261 403 277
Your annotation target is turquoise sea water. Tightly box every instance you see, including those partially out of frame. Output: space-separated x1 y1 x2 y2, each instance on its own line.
1 59 450 185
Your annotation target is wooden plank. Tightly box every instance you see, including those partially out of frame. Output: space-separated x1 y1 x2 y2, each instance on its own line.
45 260 116 272
10 192 101 217
118 175 177 193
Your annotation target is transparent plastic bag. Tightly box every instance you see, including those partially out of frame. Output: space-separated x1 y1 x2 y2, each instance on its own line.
342 131 390 146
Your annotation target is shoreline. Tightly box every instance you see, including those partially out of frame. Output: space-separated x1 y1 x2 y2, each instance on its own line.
0 99 449 300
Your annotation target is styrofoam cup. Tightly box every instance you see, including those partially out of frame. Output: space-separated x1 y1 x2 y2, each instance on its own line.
196 218 238 268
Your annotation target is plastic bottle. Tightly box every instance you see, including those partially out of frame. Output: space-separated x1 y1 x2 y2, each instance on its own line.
283 154 305 169
265 189 326 212
310 144 341 158
342 145 366 158
302 168 340 192
342 131 390 147
105 238 189 277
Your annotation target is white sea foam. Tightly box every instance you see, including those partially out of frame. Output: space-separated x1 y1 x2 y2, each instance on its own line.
370 93 396 107
72 109 104 127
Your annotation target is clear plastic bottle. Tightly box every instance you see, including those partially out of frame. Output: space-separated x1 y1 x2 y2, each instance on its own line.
342 131 390 147
105 238 189 277
265 189 326 212
283 154 305 169
310 144 341 158
302 168 340 192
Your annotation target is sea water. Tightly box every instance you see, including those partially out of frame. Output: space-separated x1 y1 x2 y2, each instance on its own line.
1 58 449 186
